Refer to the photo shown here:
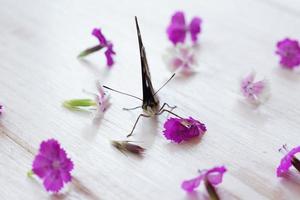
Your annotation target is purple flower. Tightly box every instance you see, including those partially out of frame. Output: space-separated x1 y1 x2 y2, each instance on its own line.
276 38 300 69
0 104 3 115
241 72 269 103
32 139 73 192
277 145 300 177
92 28 116 67
167 11 202 45
182 166 227 192
163 117 206 143
164 44 198 75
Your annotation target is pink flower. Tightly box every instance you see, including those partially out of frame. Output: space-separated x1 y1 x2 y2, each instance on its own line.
182 166 227 192
163 117 206 143
92 28 116 67
277 144 300 177
95 83 110 112
32 139 73 192
276 38 300 69
164 44 198 75
241 72 269 103
167 11 202 45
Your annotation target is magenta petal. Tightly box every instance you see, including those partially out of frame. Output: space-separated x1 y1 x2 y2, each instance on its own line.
277 146 300 177
105 49 115 67
39 139 60 160
167 11 187 45
181 175 204 192
92 28 107 45
205 166 227 185
32 155 51 178
189 17 202 43
43 170 64 192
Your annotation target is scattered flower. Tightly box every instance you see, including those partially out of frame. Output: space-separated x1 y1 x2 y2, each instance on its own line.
31 139 73 192
182 166 227 199
163 117 206 143
63 83 110 114
167 11 202 45
240 72 269 103
111 140 145 155
276 38 300 69
164 44 198 75
78 28 116 67
277 144 300 177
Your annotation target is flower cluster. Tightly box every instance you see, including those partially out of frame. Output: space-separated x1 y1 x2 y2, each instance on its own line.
165 11 202 74
276 38 300 69
31 139 73 192
163 117 206 143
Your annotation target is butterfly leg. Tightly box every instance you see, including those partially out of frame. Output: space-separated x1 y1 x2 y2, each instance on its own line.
122 106 142 111
155 109 182 119
158 103 177 113
127 114 151 137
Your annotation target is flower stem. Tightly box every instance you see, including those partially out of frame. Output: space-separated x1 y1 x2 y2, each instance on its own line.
205 179 220 200
78 44 104 58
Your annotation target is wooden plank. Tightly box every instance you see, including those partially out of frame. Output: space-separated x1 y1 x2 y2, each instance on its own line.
0 0 300 199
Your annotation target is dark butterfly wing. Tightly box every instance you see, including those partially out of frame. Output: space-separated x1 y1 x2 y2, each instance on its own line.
135 17 159 110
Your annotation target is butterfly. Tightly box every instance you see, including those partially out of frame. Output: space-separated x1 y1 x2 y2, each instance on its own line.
104 17 177 137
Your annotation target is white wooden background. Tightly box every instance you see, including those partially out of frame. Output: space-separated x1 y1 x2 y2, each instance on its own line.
1 0 300 199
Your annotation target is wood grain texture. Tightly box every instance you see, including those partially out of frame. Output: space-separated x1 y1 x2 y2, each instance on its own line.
1 0 300 199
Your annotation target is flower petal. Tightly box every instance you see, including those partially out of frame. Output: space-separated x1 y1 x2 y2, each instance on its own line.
189 17 202 43
92 28 107 46
277 146 300 177
167 11 187 45
43 170 64 192
205 166 227 185
32 155 51 178
181 174 204 192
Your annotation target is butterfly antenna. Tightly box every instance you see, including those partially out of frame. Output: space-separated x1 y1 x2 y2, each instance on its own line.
154 73 176 96
103 85 143 101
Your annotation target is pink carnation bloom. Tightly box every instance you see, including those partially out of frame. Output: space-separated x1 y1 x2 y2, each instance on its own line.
276 38 300 69
241 72 269 103
277 144 300 177
92 28 116 67
167 11 202 45
182 166 227 192
163 117 206 143
164 44 198 75
32 139 73 192
95 84 110 113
